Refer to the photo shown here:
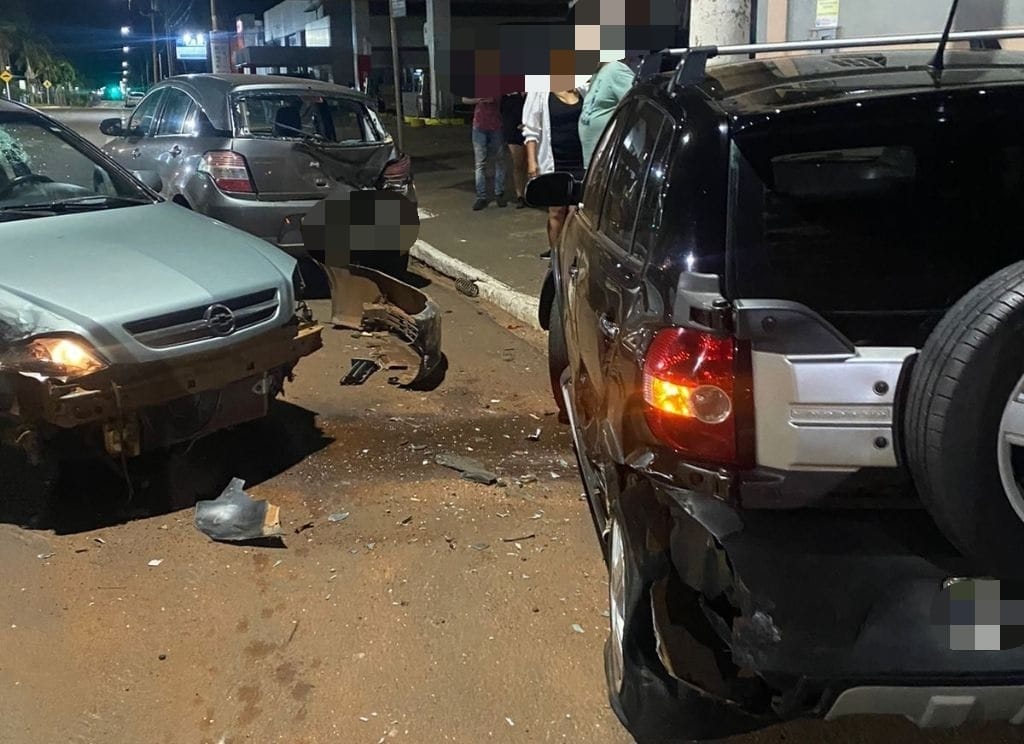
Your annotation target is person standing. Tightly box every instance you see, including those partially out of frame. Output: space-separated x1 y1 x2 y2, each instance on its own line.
523 88 586 259
461 96 507 210
501 92 528 208
578 53 642 168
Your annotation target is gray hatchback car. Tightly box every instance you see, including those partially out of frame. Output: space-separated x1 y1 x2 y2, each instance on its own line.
99 74 416 276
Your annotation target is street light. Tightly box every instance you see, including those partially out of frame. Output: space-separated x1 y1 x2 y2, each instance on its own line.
121 26 131 35
122 46 130 54
122 61 129 68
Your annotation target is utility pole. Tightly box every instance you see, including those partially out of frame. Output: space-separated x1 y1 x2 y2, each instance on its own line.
210 0 218 31
150 3 160 83
689 0 753 61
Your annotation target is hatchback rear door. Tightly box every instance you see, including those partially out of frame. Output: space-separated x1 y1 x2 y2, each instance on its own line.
228 88 395 201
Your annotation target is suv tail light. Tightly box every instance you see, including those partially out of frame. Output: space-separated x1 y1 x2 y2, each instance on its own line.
198 151 255 194
642 327 753 466
380 153 412 192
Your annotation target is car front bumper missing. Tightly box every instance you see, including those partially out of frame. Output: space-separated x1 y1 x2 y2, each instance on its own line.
4 321 323 458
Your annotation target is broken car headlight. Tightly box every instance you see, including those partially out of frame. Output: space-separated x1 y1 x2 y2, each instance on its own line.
0 335 108 380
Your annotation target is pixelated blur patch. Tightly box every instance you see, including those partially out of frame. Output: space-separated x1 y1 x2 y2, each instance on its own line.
447 0 684 97
931 579 1024 651
300 189 420 269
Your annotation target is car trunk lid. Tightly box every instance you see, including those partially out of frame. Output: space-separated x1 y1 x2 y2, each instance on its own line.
229 88 397 201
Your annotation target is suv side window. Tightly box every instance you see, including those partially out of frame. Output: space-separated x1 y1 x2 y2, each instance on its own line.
128 90 165 137
631 115 675 259
600 103 666 252
156 88 195 136
580 104 635 223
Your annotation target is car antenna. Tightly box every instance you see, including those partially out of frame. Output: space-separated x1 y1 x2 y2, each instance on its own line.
929 0 962 73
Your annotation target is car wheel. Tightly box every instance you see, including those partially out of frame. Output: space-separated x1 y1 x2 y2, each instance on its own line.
548 294 569 421
905 259 1024 580
604 504 701 744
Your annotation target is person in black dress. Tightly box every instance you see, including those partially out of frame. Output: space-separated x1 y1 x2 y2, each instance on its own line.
528 90 583 258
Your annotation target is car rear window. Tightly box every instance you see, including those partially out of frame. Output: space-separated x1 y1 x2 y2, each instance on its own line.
730 124 1024 342
232 91 384 144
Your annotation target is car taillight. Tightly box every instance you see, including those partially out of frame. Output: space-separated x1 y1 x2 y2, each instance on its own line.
198 151 255 194
380 154 411 192
642 327 753 467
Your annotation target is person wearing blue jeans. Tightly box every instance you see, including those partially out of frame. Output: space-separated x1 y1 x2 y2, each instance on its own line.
463 97 507 210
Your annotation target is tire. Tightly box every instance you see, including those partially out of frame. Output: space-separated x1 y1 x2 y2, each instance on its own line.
904 259 1024 580
548 293 569 420
605 492 736 744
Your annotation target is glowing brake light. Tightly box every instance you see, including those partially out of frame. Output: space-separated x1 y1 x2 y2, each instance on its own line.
198 151 255 194
642 327 753 466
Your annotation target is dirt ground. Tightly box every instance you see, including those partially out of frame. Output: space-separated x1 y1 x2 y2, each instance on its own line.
2 268 1023 744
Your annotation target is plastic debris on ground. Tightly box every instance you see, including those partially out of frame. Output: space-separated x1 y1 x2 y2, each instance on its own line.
327 512 350 523
434 452 499 485
194 478 284 543
340 358 382 386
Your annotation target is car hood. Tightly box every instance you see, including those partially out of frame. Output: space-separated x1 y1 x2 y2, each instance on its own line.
0 202 295 331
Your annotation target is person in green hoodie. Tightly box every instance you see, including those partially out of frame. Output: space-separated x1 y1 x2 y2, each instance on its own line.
578 52 644 169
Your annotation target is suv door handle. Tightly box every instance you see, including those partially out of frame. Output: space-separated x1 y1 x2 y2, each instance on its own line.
599 314 619 340
168 145 182 157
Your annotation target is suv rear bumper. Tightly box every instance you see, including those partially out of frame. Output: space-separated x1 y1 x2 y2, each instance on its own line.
634 474 1024 728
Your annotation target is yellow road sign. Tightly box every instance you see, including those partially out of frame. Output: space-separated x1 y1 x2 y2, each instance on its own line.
43 79 52 89
0 71 12 84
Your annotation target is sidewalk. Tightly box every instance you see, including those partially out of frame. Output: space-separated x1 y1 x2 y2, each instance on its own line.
382 115 552 328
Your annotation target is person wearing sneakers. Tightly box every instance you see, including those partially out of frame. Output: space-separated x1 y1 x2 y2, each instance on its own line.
461 96 507 210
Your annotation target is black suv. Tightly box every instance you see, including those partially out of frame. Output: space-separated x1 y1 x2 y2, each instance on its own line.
532 46 1024 743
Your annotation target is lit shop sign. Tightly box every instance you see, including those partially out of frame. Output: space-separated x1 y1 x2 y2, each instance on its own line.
176 33 208 61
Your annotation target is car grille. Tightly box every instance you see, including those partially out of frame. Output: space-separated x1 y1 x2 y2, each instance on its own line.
124 289 280 349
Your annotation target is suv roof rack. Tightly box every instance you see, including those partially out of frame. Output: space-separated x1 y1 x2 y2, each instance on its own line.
647 27 1024 91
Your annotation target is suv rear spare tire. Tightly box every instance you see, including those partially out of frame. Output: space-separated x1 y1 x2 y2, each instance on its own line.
905 259 1024 580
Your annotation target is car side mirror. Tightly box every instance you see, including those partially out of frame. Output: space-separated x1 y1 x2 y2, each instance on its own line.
525 172 581 208
133 170 162 192
100 117 124 137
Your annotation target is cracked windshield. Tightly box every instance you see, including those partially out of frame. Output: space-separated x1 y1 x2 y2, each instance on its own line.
6 0 1024 743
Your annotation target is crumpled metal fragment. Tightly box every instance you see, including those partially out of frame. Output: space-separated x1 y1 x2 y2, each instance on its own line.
194 478 284 542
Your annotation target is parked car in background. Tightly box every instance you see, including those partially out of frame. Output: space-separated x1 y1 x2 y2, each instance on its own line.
533 43 1024 744
124 89 146 108
99 74 416 278
0 98 322 469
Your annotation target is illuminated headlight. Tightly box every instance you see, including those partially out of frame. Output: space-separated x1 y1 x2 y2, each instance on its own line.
0 336 108 380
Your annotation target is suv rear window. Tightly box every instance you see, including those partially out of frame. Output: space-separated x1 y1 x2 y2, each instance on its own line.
232 91 384 144
731 127 1024 345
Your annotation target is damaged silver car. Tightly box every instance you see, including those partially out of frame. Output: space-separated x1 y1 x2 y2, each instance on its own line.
0 100 441 473
0 99 323 465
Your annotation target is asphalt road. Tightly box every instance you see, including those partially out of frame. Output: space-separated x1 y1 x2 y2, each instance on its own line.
0 108 1018 744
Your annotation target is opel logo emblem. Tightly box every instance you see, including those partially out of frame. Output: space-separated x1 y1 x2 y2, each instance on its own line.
204 304 236 337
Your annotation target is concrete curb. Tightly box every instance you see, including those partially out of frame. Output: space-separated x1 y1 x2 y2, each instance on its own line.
411 239 542 330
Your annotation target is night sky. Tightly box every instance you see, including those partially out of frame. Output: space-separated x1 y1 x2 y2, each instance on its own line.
23 0 271 87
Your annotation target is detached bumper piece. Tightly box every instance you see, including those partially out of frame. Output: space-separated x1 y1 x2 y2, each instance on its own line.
325 264 442 388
